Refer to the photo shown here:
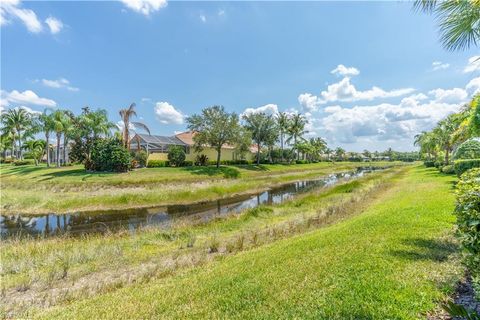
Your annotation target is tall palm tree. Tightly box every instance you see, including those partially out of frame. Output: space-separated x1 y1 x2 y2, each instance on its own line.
414 0 480 51
52 110 69 167
119 103 150 149
62 111 74 164
276 112 291 162
286 113 308 160
335 147 346 161
39 110 55 167
0 108 32 160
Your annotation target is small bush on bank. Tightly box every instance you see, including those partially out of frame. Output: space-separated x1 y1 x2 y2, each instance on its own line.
89 138 131 172
434 160 444 168
134 151 148 167
441 165 455 174
424 160 435 168
168 146 186 167
296 160 309 164
454 139 480 160
0 158 14 164
195 154 208 166
184 160 194 167
455 168 480 299
454 159 480 176
147 160 169 168
13 159 35 166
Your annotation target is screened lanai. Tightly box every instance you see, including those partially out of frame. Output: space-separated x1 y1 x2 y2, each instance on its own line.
130 133 189 153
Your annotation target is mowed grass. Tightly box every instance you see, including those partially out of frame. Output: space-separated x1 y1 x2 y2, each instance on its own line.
38 166 462 319
0 161 396 214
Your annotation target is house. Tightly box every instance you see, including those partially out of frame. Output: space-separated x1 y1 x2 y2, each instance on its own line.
130 131 255 162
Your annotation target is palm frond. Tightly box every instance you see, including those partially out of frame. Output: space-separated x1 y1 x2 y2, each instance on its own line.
131 121 150 135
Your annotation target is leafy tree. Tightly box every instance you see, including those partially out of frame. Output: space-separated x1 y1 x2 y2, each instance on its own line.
52 110 70 167
235 127 253 161
1 108 33 160
186 106 241 168
414 0 480 51
335 147 346 161
310 137 328 161
22 139 45 166
118 103 150 149
362 149 372 159
243 112 278 165
90 137 131 172
167 145 186 166
39 110 55 167
454 139 480 159
286 113 308 160
433 114 457 164
276 112 291 162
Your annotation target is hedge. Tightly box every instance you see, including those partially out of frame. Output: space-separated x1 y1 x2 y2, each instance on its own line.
455 168 480 299
454 159 480 176
13 159 35 166
424 160 435 168
147 160 169 168
441 164 455 174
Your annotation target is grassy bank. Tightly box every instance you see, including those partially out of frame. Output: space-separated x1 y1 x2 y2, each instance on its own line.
1 166 462 318
0 161 397 214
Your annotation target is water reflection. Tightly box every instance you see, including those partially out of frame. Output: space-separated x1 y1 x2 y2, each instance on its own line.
0 167 382 239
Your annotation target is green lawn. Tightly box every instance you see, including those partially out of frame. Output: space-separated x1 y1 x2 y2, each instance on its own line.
0 161 396 214
34 166 462 319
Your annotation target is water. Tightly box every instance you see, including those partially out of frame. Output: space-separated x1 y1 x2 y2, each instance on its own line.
0 167 384 239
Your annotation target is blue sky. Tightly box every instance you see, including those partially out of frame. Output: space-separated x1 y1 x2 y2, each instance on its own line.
1 0 479 151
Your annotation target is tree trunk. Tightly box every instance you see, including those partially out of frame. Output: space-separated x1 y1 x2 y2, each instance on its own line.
17 134 22 160
216 147 221 168
46 131 50 167
280 132 284 163
295 136 299 161
63 136 68 165
56 133 61 167
257 143 261 166
445 149 449 165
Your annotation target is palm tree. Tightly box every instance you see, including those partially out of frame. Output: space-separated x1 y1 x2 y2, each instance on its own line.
0 108 32 160
39 110 55 167
52 110 70 167
335 147 346 161
286 113 308 161
119 103 150 149
62 111 74 164
309 137 327 161
243 112 278 165
23 139 46 166
276 112 291 163
414 0 480 51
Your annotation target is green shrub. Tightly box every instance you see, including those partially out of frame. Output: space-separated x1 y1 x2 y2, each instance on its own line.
134 151 148 167
454 139 480 160
434 160 444 168
296 160 309 164
167 146 186 167
455 168 480 298
424 160 435 168
89 138 131 172
0 158 13 164
183 160 194 167
13 159 35 166
441 164 455 174
147 160 169 168
454 159 480 176
194 154 209 166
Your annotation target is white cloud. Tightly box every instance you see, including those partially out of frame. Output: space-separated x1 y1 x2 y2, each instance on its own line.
432 61 450 71
298 93 319 112
428 87 468 104
121 0 167 16
466 77 480 95
464 55 480 73
331 64 360 77
38 78 79 91
154 101 184 124
300 77 415 105
45 16 63 34
241 104 279 117
1 89 56 107
17 105 42 115
199 14 206 23
116 120 136 131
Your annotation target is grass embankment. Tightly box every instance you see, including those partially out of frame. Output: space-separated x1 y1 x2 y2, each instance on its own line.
0 161 395 214
1 166 462 318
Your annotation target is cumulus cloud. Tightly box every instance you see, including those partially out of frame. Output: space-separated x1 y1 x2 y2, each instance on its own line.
241 104 279 117
38 78 79 91
299 77 415 106
428 88 468 104
45 16 63 34
121 0 167 16
1 1 63 34
331 64 360 77
298 93 319 112
466 77 480 95
432 61 450 71
154 101 184 124
1 89 56 107
116 120 136 131
464 55 480 73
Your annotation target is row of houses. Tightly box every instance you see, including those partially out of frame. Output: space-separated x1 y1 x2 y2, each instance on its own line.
130 131 257 162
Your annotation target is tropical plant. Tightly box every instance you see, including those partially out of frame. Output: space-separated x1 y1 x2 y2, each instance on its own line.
90 137 132 172
0 108 33 160
276 112 291 162
286 113 308 160
335 147 346 161
186 105 241 168
167 145 186 167
454 139 480 159
118 103 150 149
22 139 46 166
243 112 278 165
51 110 70 167
39 110 55 167
414 0 480 51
